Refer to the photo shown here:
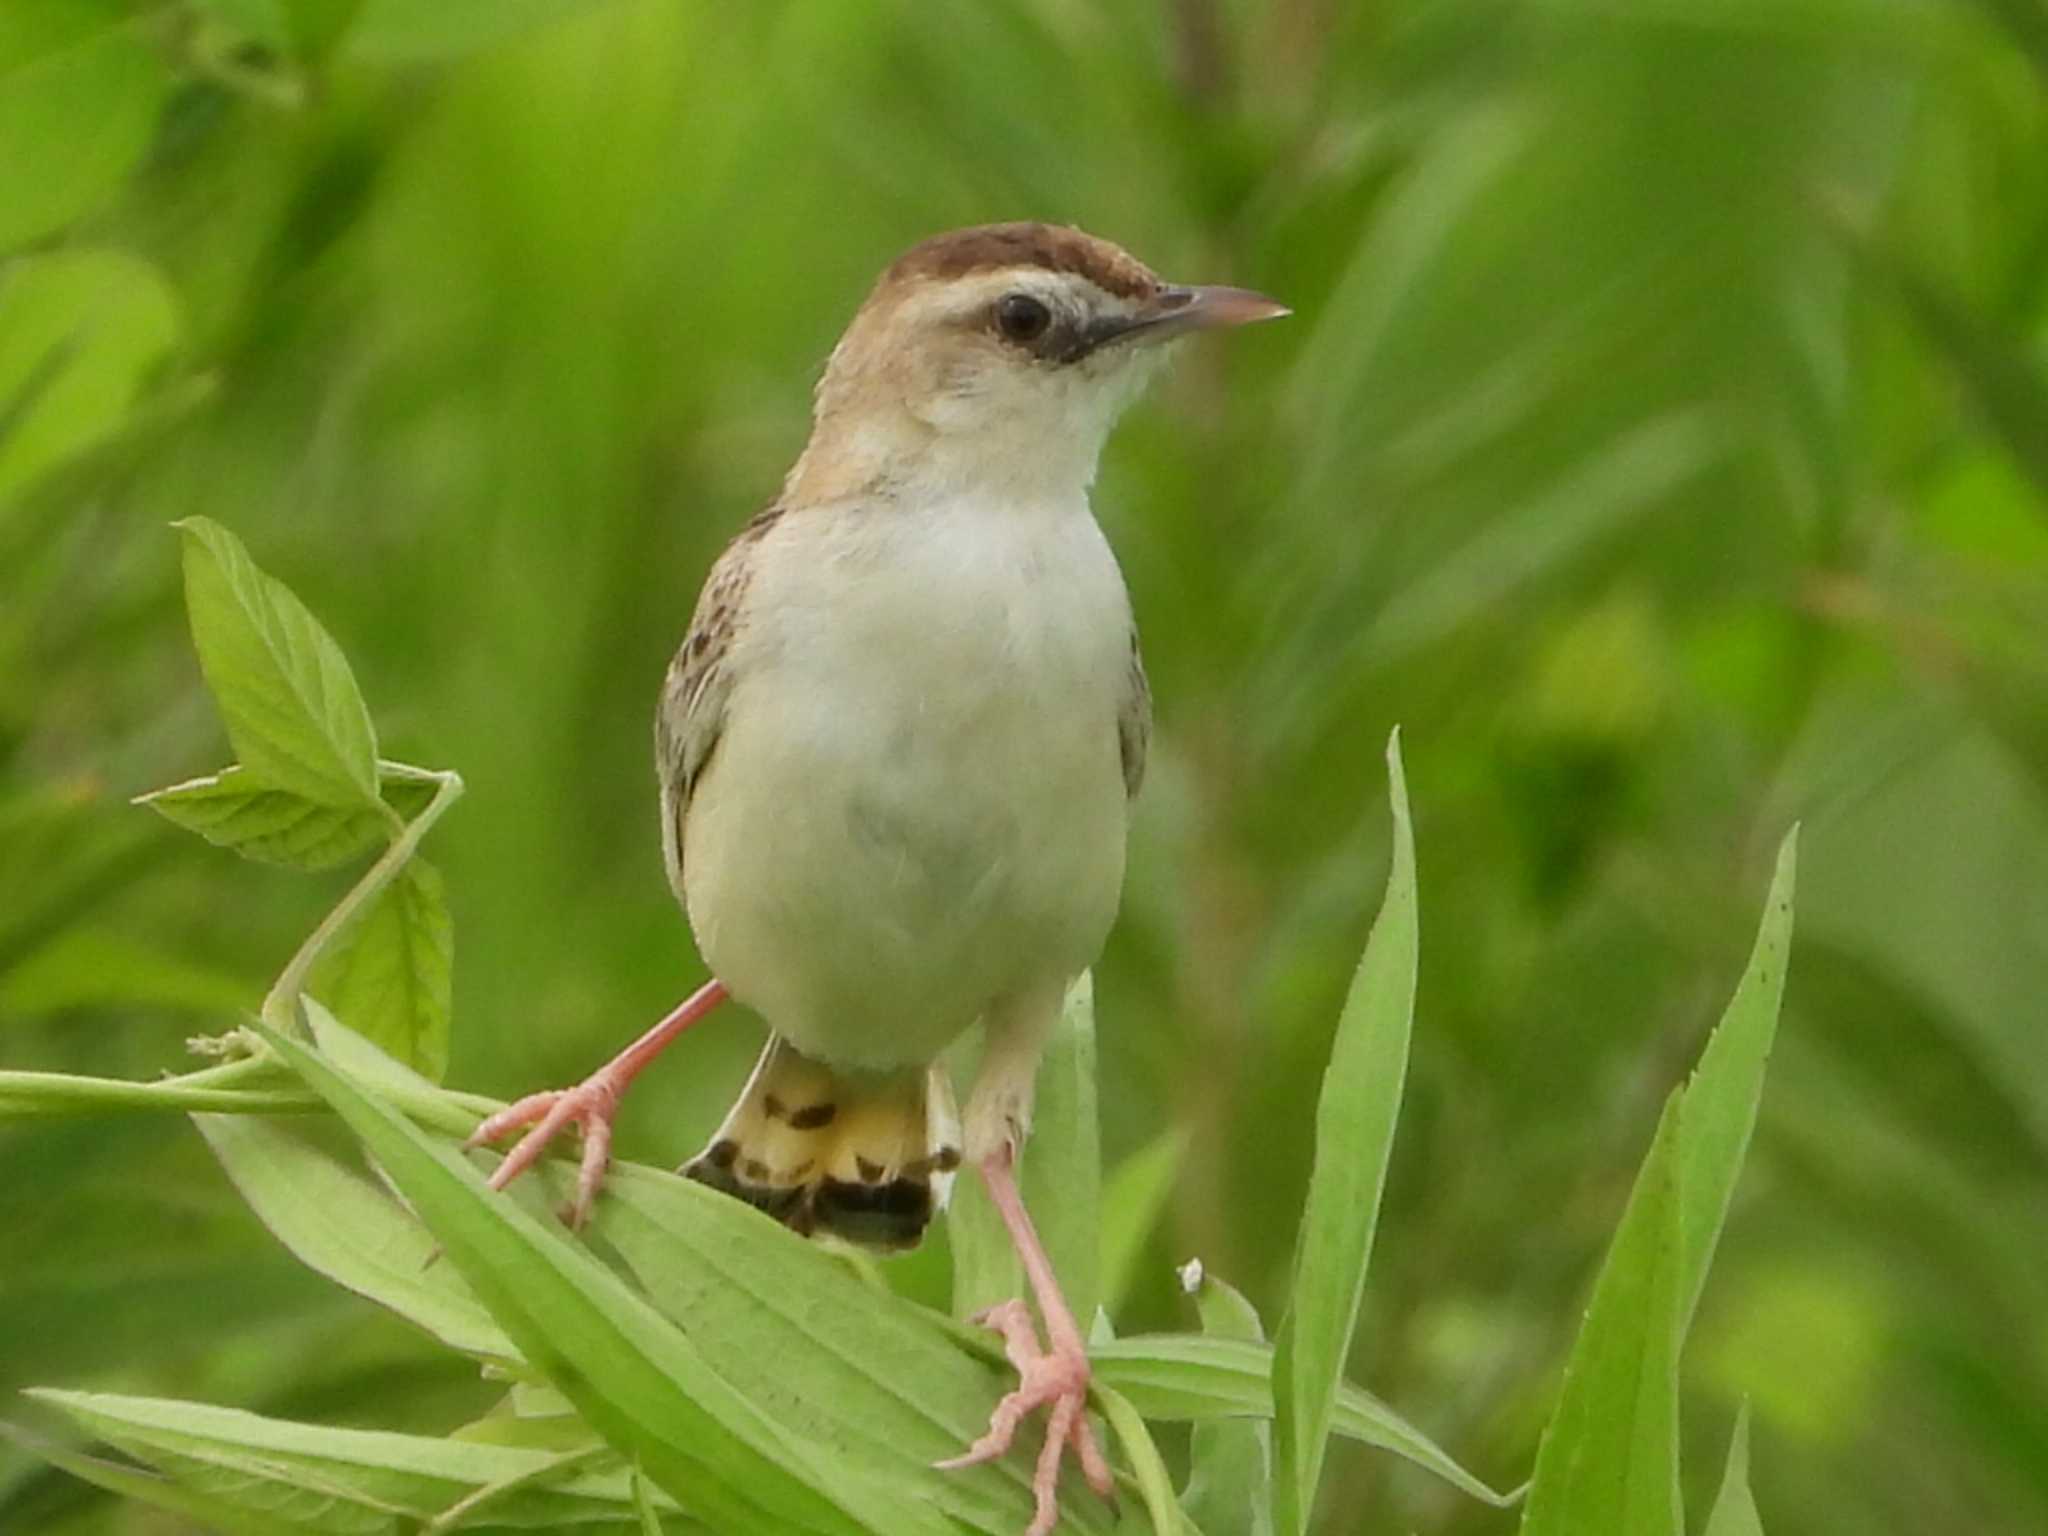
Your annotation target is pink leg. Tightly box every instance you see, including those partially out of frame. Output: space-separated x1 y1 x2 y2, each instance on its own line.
465 978 728 1227
936 1147 1116 1536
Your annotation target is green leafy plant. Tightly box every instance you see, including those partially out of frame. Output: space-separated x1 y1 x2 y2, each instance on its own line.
2 523 1793 1533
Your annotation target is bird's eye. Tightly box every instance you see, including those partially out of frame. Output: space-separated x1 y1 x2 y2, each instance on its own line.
994 293 1052 343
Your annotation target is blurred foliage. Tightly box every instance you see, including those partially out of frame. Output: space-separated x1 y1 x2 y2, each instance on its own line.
3 0 2046 1532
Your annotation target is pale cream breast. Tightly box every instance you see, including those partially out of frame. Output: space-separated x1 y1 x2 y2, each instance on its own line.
681 495 1133 1071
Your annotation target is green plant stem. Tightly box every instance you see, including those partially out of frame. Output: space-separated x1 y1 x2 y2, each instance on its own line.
259 764 464 1035
420 1444 621 1534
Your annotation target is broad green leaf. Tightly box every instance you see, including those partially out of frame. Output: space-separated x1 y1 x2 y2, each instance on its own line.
1091 1334 1513 1508
0 2 172 249
0 248 179 504
0 1426 305 1536
1100 1127 1189 1314
1027 973 1103 1329
586 1151 1118 1534
1179 1266 1272 1536
194 1113 516 1362
1272 730 1418 1535
1520 1093 1685 1536
1703 1402 1764 1536
176 517 381 810
1679 830 1797 1328
27 1390 675 1532
252 1010 954 1536
302 995 484 1140
309 858 453 1081
135 764 435 872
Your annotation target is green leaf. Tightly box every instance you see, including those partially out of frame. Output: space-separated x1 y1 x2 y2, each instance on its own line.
26 1389 673 1532
1099 1127 1189 1315
1519 1092 1685 1536
0 1425 305 1536
251 1009 956 1536
1091 1334 1513 1508
950 973 1100 1322
0 2 172 250
1178 1265 1272 1536
1702 1402 1764 1536
194 1113 516 1362
0 248 179 505
1679 829 1797 1328
1097 1385 1188 1536
634 1464 667 1536
175 517 381 809
1027 973 1103 1329
309 858 453 1081
585 1149 1118 1534
1271 729 1418 1535
135 764 438 871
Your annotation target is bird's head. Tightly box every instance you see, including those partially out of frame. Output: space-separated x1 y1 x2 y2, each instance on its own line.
788 222 1288 504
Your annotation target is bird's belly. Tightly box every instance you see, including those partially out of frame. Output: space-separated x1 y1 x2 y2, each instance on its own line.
682 608 1128 1070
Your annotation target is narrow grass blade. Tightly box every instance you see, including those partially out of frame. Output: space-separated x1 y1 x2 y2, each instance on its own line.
251 1010 952 1536
947 1159 1019 1321
1679 830 1797 1328
1091 1335 1512 1507
1024 973 1103 1328
1178 1265 1272 1536
950 973 1100 1322
174 517 381 809
1271 730 1418 1535
1100 1127 1189 1314
194 1112 516 1362
26 1390 671 1531
1703 1402 1763 1536
635 1464 668 1536
1097 1385 1193 1536
1519 1093 1685 1536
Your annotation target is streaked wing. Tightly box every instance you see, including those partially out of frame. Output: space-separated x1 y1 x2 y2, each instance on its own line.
655 504 784 900
1118 628 1151 799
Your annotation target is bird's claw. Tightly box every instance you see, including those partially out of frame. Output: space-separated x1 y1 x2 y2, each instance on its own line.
936 1298 1116 1536
464 1075 623 1229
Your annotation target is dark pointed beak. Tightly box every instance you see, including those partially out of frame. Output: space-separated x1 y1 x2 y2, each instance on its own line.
1120 283 1292 344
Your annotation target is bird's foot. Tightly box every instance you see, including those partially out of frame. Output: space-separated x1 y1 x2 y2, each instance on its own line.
464 979 730 1229
465 1072 624 1229
937 1298 1116 1536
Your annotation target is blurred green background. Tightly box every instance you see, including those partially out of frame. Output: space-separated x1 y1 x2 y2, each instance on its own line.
5 0 2047 1532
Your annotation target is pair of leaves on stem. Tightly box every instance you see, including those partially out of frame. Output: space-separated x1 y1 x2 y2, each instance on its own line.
135 517 452 1080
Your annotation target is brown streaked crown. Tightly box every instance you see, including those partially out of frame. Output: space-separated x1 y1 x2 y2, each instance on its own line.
883 222 1160 302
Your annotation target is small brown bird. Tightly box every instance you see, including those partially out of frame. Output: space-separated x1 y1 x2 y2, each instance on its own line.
469 221 1287 1534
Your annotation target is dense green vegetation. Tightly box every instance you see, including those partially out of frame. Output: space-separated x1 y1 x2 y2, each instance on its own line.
4 2 2045 1532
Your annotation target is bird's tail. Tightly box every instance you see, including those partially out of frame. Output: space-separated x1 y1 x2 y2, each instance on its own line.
682 1035 962 1251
